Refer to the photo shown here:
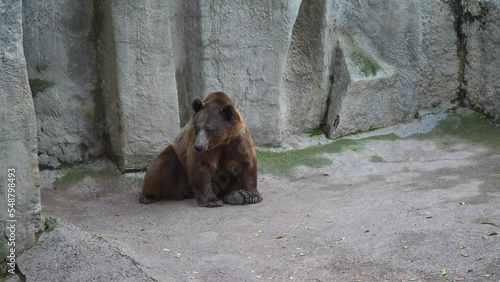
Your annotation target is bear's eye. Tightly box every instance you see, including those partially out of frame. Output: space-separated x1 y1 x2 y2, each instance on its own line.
205 128 218 137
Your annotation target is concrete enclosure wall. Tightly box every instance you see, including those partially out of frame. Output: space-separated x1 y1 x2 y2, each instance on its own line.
1 0 42 271
23 0 105 168
1 0 500 262
17 0 500 171
97 0 180 170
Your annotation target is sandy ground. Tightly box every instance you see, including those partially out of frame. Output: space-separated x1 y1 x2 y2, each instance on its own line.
13 111 500 282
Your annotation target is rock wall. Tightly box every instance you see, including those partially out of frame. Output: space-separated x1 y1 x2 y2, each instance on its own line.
7 1 500 169
283 0 330 137
168 1 204 127
0 0 42 269
463 0 500 120
416 1 459 109
3 0 500 265
97 0 180 170
22 0 105 168
197 0 302 144
325 0 423 137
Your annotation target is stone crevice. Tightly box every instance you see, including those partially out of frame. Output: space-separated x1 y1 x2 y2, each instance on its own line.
449 0 490 107
449 0 469 107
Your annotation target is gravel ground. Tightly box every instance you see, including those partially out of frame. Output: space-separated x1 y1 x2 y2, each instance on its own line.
15 111 500 282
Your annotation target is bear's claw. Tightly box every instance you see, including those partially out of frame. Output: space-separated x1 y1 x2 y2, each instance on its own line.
139 193 160 204
248 194 263 204
224 190 263 205
224 190 251 205
204 199 224 208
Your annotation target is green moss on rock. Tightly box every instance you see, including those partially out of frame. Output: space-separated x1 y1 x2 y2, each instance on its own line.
257 133 399 179
36 63 48 73
413 112 500 149
371 155 384 162
29 78 55 97
335 28 381 77
57 167 121 185
351 49 381 76
257 112 498 179
257 149 332 179
44 217 57 232
306 129 325 137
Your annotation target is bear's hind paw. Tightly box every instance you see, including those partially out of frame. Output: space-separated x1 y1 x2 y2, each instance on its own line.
224 190 263 205
224 190 251 205
248 193 263 204
203 198 224 208
139 193 160 204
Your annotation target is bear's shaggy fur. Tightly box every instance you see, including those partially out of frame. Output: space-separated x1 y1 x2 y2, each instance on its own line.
140 92 262 207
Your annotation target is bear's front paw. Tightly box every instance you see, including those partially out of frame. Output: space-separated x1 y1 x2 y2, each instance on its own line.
202 198 224 208
139 193 160 204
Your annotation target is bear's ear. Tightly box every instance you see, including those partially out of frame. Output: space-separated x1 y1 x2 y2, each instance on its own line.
221 104 236 122
192 98 203 113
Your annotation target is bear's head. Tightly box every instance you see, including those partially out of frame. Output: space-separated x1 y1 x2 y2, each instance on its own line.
191 92 244 152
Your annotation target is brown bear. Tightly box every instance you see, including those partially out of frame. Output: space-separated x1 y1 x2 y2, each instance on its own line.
140 91 262 207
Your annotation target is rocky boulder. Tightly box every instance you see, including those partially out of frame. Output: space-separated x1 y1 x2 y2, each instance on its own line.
22 0 105 167
0 0 42 268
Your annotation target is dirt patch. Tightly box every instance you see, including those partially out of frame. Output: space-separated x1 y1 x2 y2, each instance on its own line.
17 111 500 281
